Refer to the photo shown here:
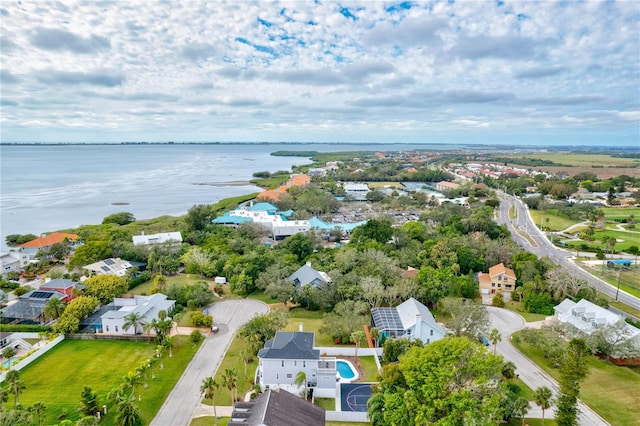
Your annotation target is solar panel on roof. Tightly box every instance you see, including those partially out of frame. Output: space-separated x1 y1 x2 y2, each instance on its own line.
101 266 110 272
104 259 115 265
30 291 54 299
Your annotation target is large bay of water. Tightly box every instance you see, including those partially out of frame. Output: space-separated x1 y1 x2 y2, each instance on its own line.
0 143 448 249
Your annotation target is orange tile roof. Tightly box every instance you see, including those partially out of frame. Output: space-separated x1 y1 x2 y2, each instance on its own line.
19 232 80 248
489 263 516 279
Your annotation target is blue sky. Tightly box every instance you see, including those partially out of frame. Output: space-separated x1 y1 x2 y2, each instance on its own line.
1 1 638 146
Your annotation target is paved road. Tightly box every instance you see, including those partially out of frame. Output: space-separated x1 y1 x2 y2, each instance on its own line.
497 193 640 311
488 307 608 426
151 299 269 426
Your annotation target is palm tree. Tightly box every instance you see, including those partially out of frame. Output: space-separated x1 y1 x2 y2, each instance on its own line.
350 330 366 360
142 322 153 341
5 370 25 409
148 356 158 380
369 327 379 348
136 362 149 388
294 371 307 399
163 336 174 358
115 396 142 426
121 371 140 400
172 312 183 336
123 312 146 342
200 377 220 423
489 328 501 355
534 386 553 426
29 401 46 426
156 344 166 369
43 297 65 321
222 368 238 404
239 349 250 377
512 397 529 426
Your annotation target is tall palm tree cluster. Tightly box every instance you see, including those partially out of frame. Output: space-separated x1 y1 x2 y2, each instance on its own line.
200 368 238 425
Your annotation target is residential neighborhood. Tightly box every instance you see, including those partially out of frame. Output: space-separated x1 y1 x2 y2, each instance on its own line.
1 149 639 426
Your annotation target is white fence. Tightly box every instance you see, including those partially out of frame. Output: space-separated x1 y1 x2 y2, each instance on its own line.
0 334 65 382
326 411 369 422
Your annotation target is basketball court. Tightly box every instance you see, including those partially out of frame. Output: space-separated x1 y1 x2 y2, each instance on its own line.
339 383 374 412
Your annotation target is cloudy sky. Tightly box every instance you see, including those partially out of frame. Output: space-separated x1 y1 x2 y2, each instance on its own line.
1 1 638 145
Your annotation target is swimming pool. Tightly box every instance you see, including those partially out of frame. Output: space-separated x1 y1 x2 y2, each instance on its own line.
1 357 18 369
336 359 359 382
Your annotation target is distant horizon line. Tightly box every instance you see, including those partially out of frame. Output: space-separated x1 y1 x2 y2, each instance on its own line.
2 141 639 150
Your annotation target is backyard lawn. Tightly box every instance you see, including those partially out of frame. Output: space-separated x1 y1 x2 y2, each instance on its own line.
512 334 640 426
283 308 336 347
2 337 199 425
129 273 211 296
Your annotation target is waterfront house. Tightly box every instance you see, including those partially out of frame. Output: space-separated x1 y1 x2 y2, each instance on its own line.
477 263 516 301
255 331 336 394
0 251 29 278
229 388 325 426
371 297 446 344
132 231 183 247
18 232 80 260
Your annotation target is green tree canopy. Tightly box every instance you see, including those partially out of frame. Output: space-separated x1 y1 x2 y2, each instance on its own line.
370 337 506 425
84 275 128 304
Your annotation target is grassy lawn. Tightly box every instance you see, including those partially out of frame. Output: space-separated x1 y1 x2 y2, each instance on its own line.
529 209 580 232
510 153 638 168
191 416 231 426
283 308 336 347
2 337 199 425
209 334 258 406
506 376 534 401
246 290 278 304
503 301 548 322
591 229 640 252
602 207 640 218
129 273 212 296
314 397 335 411
583 265 640 297
357 356 379 382
608 300 640 319
512 333 640 426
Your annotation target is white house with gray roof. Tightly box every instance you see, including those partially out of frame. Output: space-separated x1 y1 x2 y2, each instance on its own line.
371 297 446 344
100 293 175 335
256 331 337 394
287 262 331 289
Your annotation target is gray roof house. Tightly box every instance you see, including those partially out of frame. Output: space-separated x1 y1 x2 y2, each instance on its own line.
229 388 325 426
1 289 66 324
256 331 337 394
288 263 331 289
371 297 447 344
100 293 175 335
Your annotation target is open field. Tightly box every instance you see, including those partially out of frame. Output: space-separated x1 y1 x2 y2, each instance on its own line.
529 209 581 232
2 337 198 425
509 153 640 168
129 273 210 296
602 207 640 217
580 263 640 297
191 417 231 426
512 335 640 426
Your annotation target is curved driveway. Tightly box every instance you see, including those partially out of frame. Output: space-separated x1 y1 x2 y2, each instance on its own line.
488 307 608 426
151 299 269 426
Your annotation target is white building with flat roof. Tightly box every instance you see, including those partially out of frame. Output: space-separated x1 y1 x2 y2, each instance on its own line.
343 182 370 201
133 232 182 246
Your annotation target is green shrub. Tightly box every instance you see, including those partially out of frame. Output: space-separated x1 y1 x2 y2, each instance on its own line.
190 330 204 344
492 293 505 307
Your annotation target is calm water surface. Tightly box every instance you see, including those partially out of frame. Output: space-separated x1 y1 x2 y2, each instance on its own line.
1 143 449 249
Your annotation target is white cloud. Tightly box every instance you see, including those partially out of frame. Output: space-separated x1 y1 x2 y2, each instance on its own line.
0 0 638 145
